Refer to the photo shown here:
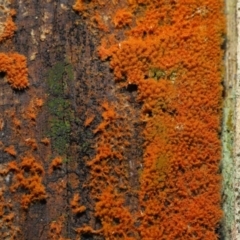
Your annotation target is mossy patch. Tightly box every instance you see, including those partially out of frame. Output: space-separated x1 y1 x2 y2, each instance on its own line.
148 67 178 82
148 67 165 80
46 61 75 155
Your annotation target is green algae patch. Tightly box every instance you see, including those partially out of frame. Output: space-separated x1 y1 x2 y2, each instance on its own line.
46 61 74 155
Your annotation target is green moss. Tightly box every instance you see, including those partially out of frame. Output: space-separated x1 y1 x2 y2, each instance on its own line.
148 67 165 80
81 142 91 153
148 67 178 82
46 61 75 155
47 98 71 118
168 70 178 81
63 157 71 163
47 62 65 95
65 64 74 81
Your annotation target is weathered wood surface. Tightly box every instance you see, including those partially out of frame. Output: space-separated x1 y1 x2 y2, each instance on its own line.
221 1 236 239
0 0 227 239
0 1 140 239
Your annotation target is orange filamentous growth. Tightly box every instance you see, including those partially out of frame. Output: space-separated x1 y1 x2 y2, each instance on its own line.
97 38 117 61
49 156 63 173
41 137 50 145
84 99 137 238
0 9 17 43
72 0 85 12
0 187 20 239
0 53 29 89
70 194 86 214
113 8 133 28
25 138 38 150
34 98 44 107
91 13 109 32
94 187 136 238
12 116 21 130
48 216 70 240
84 114 95 127
73 0 225 239
93 101 116 133
7 155 46 210
4 145 17 156
23 98 44 122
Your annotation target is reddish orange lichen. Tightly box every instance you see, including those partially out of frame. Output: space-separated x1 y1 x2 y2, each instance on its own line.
84 114 95 127
113 8 132 28
70 194 86 214
12 117 21 129
6 155 46 210
72 0 85 12
73 0 225 239
97 35 119 61
25 138 38 150
75 225 101 236
49 156 63 173
48 216 70 240
0 185 20 239
4 145 16 156
78 100 137 238
22 98 44 123
34 98 44 107
41 137 50 145
0 2 48 238
91 13 109 32
0 9 16 43
0 5 29 91
0 53 29 89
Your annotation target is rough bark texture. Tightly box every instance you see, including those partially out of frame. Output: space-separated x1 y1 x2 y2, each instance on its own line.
0 0 226 239
0 0 143 239
222 1 236 239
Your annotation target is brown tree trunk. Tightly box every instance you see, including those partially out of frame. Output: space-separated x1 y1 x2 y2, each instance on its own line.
0 1 142 239
0 0 225 239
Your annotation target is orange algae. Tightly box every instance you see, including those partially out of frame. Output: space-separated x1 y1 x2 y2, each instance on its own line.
0 186 20 239
94 187 137 239
48 216 71 240
0 53 29 89
23 98 44 122
84 114 95 127
4 145 17 156
41 137 50 145
49 156 63 173
6 155 46 210
75 225 101 237
91 13 109 32
0 9 16 43
72 0 85 12
79 100 137 238
0 6 29 90
70 194 86 214
0 2 46 238
93 101 117 133
12 117 21 129
73 0 225 239
113 8 133 28
25 138 38 150
34 98 44 107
